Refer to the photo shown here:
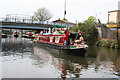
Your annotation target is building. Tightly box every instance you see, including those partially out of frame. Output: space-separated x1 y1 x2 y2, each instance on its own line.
108 10 120 24
118 1 120 10
52 19 76 28
107 1 120 26
106 10 120 42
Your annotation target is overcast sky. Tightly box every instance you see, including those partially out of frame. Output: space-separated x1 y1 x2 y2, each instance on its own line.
0 0 120 23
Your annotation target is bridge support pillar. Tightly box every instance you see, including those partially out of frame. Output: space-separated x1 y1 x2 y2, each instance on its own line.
20 29 23 37
10 29 12 37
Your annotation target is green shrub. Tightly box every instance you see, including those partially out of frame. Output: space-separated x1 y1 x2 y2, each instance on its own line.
95 40 120 49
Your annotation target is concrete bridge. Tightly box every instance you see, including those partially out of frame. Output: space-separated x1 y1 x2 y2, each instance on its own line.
1 22 53 30
0 17 66 30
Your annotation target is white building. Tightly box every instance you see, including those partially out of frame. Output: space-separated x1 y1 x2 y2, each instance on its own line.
108 10 120 24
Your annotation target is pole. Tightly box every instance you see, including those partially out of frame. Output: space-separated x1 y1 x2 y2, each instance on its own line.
116 25 119 44
64 0 66 19
76 20 78 27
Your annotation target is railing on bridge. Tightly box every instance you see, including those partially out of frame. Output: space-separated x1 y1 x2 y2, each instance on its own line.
0 17 72 27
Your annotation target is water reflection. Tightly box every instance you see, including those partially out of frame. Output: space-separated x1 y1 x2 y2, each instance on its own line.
2 36 120 78
87 47 120 73
33 45 120 78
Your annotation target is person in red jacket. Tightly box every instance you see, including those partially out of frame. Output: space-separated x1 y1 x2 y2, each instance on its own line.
64 27 69 45
27 32 32 36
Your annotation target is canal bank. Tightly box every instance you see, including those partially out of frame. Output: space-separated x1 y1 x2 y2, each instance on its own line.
95 39 120 49
1 36 120 78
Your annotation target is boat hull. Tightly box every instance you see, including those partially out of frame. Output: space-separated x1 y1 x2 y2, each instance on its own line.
22 35 34 39
14 35 19 37
34 41 87 56
61 48 86 56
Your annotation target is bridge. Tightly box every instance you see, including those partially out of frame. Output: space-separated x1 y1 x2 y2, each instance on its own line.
0 14 68 30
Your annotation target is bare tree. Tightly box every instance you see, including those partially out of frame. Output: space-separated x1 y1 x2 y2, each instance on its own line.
34 8 52 21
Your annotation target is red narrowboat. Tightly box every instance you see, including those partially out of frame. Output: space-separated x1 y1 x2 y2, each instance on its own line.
33 31 88 56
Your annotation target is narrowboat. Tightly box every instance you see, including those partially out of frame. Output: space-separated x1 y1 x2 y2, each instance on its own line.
2 34 7 38
34 32 88 56
22 32 34 39
13 31 19 37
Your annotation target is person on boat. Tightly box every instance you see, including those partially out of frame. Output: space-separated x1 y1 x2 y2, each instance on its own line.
59 28 65 34
75 35 84 44
43 29 46 33
74 31 84 44
53 29 60 35
64 27 70 45
40 31 43 35
42 29 52 35
13 31 19 37
27 32 33 36
70 31 84 45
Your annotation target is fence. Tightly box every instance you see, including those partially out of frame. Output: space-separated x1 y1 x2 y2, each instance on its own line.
97 25 120 42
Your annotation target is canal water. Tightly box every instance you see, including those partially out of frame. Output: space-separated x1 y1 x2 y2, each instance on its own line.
1 36 120 78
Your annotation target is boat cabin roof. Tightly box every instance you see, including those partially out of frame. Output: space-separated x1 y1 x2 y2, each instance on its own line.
53 25 66 28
